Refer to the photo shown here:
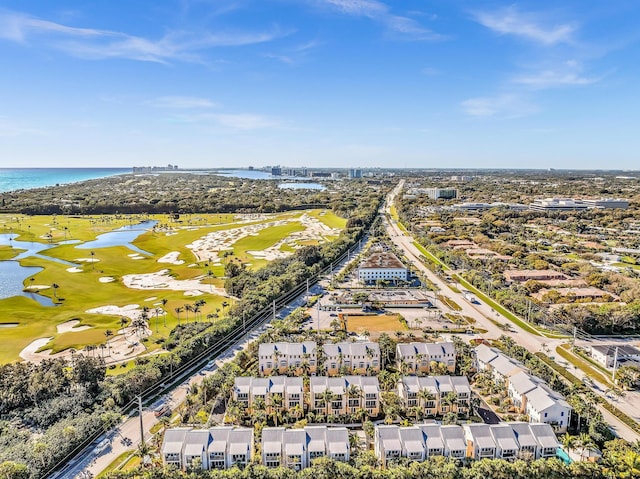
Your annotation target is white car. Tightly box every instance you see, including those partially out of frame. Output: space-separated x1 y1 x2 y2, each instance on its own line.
95 438 110 455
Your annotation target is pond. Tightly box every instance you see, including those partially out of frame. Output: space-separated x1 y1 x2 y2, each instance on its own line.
278 182 326 190
75 220 157 255
0 260 54 306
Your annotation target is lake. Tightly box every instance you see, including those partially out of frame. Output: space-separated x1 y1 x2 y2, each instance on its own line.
76 220 157 255
278 182 326 190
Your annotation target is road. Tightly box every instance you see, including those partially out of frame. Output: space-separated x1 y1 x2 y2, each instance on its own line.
384 181 640 442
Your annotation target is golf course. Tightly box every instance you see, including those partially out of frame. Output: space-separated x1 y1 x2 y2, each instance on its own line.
0 209 346 364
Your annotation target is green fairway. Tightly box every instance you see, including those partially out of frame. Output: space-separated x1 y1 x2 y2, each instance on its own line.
0 209 345 363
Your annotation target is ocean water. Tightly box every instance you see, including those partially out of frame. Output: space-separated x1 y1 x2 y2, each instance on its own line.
0 168 130 193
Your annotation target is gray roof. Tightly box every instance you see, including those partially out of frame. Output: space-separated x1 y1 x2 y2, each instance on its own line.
528 423 560 449
259 341 316 357
464 424 496 449
475 344 499 365
183 430 210 457
508 371 540 396
489 355 525 377
162 427 191 455
418 424 445 450
592 344 640 357
509 422 538 449
526 386 570 412
439 425 466 451
489 424 519 451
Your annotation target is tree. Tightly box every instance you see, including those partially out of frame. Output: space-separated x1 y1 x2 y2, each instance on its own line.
0 461 29 479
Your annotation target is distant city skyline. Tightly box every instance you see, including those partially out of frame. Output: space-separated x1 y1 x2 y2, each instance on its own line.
1 1 639 169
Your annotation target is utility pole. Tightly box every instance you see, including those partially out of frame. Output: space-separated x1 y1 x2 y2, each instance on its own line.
273 300 276 321
306 278 309 298
612 346 619 382
572 327 577 350
137 395 144 445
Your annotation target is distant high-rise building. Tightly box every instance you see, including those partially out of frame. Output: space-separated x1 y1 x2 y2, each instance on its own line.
271 166 282 176
426 188 457 200
349 168 362 179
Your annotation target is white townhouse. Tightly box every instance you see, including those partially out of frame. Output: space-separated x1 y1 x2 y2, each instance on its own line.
525 386 571 433
161 427 254 470
374 423 558 465
323 341 380 375
475 345 571 432
511 422 560 459
310 375 380 416
261 426 350 470
258 341 317 376
397 375 471 416
233 376 304 415
396 342 456 374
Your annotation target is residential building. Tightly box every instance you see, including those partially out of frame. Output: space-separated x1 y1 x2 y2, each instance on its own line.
503 270 569 283
261 426 350 470
322 341 380 375
161 427 254 470
258 341 317 376
310 376 380 416
525 386 571 433
425 187 458 200
396 342 456 374
233 376 304 415
398 375 471 416
374 423 558 464
591 344 640 368
475 345 571 432
349 168 362 179
357 252 409 284
532 286 617 303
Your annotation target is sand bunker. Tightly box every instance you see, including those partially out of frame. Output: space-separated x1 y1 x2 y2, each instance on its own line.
184 290 204 297
99 277 115 283
158 251 185 265
25 284 50 290
57 319 91 334
20 337 55 361
122 269 228 296
67 267 83 273
87 304 142 320
76 257 100 263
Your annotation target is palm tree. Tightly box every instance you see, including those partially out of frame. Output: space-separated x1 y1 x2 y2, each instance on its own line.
104 329 113 356
184 304 192 322
119 316 128 332
161 298 168 327
561 433 575 456
577 433 595 461
269 394 284 427
321 389 336 417
174 306 184 325
417 389 436 416
51 283 59 301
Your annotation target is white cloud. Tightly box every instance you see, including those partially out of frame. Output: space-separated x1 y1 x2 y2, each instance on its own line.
148 96 218 109
0 9 287 63
461 94 538 119
316 0 445 40
513 61 604 89
472 6 576 45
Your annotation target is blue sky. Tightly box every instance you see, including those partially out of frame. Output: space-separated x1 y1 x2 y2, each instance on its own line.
1 1 639 170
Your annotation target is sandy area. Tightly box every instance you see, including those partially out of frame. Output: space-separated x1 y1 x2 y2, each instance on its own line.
20 337 55 361
87 304 142 319
76 257 100 263
99 277 115 283
158 251 185 265
25 284 50 290
67 267 83 273
57 319 91 334
185 214 341 263
122 269 228 296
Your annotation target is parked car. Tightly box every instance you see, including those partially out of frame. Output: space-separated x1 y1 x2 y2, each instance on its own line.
154 404 171 417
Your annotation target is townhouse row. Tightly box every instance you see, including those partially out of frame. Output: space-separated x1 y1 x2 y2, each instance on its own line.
233 374 472 417
258 341 380 376
162 422 560 471
258 340 457 376
375 422 560 466
475 344 571 432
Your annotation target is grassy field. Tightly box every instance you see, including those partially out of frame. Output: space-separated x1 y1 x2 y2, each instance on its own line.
0 209 346 363
345 313 407 333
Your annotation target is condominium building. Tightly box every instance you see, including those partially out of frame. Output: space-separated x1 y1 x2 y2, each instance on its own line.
397 375 471 416
161 427 254 470
309 376 380 416
233 376 304 415
258 341 317 376
262 426 350 470
323 341 380 375
425 188 458 200
396 342 456 374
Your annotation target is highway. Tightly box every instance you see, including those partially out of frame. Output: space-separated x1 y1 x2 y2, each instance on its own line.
384 180 640 442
